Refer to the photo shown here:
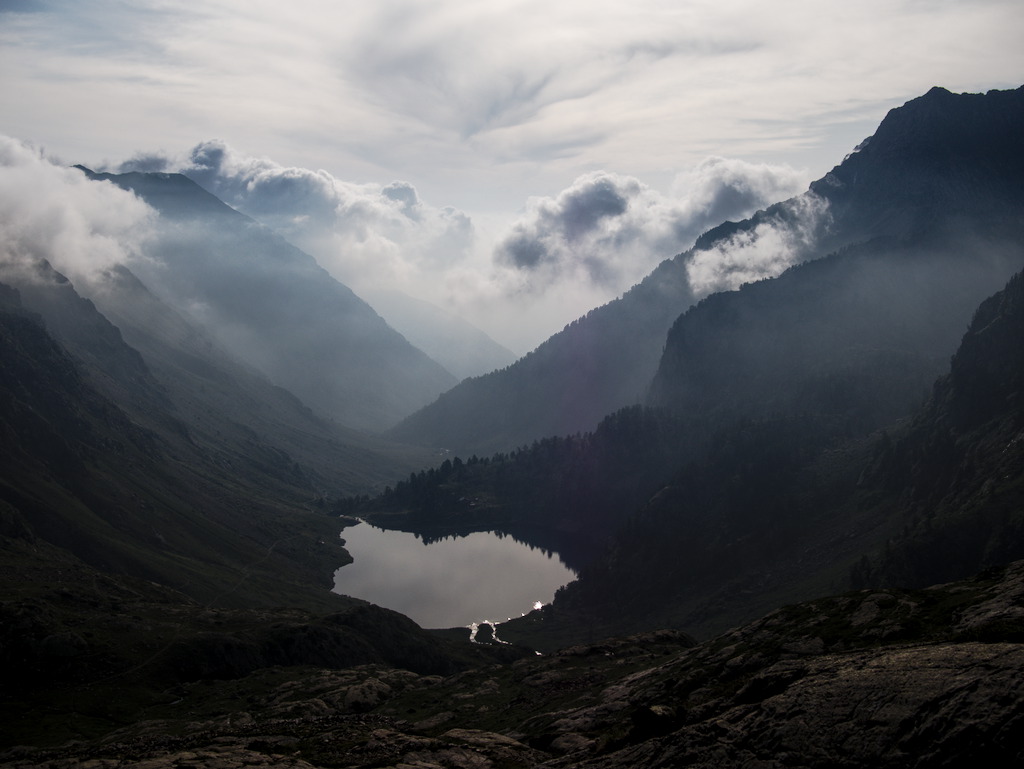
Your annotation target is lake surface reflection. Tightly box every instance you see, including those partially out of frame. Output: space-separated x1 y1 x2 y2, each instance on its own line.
332 522 576 629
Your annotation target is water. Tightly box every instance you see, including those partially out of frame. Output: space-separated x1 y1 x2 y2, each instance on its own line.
332 521 576 629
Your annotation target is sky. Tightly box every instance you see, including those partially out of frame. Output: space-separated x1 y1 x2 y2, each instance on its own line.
1 0 1022 351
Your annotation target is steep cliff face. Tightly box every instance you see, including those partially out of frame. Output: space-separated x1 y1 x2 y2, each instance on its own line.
857 270 1024 588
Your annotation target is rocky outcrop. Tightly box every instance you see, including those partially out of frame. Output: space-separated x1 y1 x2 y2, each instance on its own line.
6 561 1023 768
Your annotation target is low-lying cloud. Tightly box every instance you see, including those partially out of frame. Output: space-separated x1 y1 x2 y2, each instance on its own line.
0 136 153 285
494 157 808 296
118 140 477 304
685 191 831 297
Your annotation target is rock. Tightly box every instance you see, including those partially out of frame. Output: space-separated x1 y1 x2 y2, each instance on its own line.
343 677 392 712
549 732 597 754
440 729 525 749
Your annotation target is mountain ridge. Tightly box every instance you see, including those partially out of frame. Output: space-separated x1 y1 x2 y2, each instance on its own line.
389 85 1024 455
77 167 457 431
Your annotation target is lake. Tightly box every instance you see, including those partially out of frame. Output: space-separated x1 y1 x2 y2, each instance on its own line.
332 521 576 629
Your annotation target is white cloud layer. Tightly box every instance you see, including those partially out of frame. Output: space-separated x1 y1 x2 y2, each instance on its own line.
166 140 478 298
0 132 811 354
0 136 153 284
494 158 808 294
685 192 830 296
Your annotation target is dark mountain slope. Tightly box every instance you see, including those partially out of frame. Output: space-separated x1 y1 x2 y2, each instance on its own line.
79 168 456 431
0 283 522 746
354 405 694 571
503 268 1024 647
390 85 1024 455
857 269 1024 587
86 264 437 494
0 280 346 607
648 231 1024 430
390 258 692 455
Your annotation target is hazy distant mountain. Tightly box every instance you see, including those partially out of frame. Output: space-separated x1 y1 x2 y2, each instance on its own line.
77 168 457 431
362 289 517 380
390 86 1024 455
86 265 439 493
2 256 435 497
389 259 695 454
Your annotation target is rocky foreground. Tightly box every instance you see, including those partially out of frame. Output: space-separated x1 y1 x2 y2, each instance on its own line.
5 561 1024 768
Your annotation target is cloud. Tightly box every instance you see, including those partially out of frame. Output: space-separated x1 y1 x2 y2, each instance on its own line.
110 141 812 352
0 135 153 284
3 0 1021 220
493 158 808 296
685 192 830 296
126 140 480 303
1 130 819 356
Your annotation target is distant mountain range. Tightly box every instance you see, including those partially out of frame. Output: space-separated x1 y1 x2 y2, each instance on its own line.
78 168 457 432
361 289 518 381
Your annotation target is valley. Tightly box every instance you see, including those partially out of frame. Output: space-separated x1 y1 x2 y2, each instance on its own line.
1 84 1023 766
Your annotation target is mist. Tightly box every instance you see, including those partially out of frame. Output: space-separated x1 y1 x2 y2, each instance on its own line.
0 136 154 285
116 141 808 352
685 191 831 296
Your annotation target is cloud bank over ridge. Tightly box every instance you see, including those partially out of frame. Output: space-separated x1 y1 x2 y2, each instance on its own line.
0 137 154 285
1 132 820 354
117 141 808 350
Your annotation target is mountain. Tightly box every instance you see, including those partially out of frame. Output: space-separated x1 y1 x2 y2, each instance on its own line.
77 168 457 431
4 85 1024 764
495 266 1024 647
390 85 1024 455
648 231 1023 431
82 264 436 494
855 269 1024 587
1 256 434 497
362 289 518 380
389 244 695 455
0 276 347 605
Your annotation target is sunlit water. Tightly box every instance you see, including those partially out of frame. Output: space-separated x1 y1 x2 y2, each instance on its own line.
332 521 576 629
